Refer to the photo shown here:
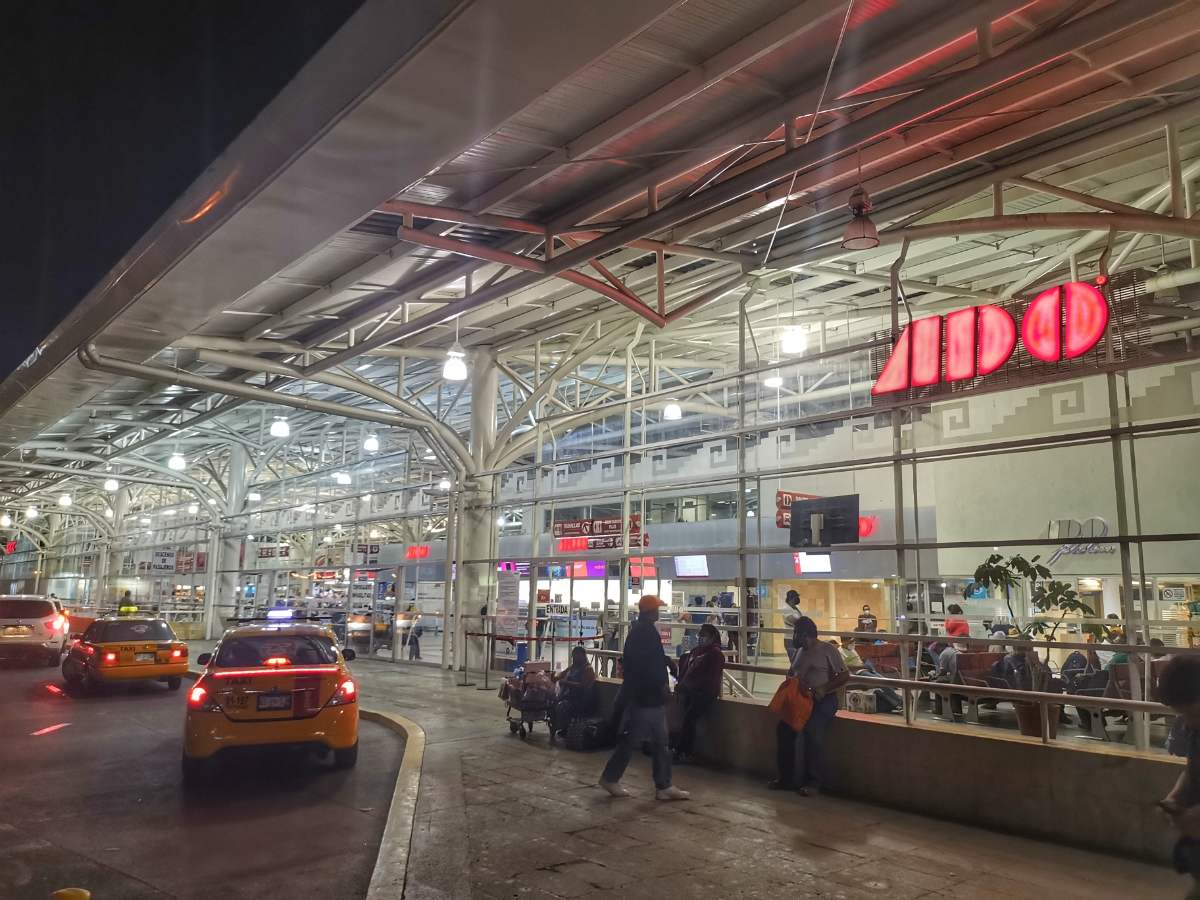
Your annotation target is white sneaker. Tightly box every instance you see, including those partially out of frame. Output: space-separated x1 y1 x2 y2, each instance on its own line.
599 779 629 797
655 786 691 801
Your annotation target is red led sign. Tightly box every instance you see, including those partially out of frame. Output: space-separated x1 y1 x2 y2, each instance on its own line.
405 544 430 560
3 541 14 555
871 281 1108 396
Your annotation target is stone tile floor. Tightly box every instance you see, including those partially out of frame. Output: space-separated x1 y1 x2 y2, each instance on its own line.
348 659 1185 899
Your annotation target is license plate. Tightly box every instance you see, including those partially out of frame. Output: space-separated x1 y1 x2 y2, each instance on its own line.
135 652 155 662
3 626 31 636
257 694 292 711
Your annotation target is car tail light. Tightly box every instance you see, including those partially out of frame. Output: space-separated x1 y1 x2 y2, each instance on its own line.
327 678 357 707
103 651 118 664
170 647 184 659
188 681 221 712
263 656 290 666
45 615 67 633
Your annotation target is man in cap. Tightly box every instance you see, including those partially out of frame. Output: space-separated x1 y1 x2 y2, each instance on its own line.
599 595 690 801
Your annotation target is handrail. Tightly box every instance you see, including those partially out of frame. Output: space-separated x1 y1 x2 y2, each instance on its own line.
583 647 1171 715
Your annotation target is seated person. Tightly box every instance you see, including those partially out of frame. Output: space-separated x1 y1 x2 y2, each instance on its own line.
933 643 962 681
672 623 724 763
829 638 864 670
551 645 597 734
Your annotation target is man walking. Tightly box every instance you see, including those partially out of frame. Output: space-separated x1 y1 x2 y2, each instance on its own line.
599 595 690 801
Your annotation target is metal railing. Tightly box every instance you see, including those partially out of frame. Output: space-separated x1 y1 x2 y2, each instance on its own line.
579 642 1176 751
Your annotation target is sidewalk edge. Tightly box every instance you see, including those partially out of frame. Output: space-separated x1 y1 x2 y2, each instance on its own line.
362 708 426 900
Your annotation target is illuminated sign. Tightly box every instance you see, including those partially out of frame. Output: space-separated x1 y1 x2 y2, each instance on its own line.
871 281 1109 396
405 544 430 560
3 541 14 555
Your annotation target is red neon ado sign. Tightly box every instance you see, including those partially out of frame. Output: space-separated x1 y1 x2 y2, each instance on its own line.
871 281 1108 396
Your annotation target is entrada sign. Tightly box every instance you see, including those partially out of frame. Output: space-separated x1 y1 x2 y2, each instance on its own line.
872 281 1109 395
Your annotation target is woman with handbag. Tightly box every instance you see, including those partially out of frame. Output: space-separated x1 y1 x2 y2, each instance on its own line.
769 616 849 796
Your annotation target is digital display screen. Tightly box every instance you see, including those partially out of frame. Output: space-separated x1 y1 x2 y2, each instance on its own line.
674 555 709 577
792 552 832 574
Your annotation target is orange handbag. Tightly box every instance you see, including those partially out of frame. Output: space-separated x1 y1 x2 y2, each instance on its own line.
768 677 814 731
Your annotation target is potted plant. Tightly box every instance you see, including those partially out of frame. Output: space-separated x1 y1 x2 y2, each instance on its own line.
965 553 1094 737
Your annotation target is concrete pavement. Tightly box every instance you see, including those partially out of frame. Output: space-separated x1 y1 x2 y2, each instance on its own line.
349 657 1183 899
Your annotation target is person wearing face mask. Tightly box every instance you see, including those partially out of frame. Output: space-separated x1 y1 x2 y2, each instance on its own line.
856 604 878 633
672 623 725 763
771 616 849 795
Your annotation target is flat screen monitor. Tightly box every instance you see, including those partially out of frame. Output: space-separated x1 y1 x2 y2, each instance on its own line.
789 494 861 548
674 555 709 577
792 552 832 574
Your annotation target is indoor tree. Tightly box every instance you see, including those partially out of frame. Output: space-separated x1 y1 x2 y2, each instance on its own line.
965 553 1094 691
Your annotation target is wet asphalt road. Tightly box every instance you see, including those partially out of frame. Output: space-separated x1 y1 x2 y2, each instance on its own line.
0 659 402 900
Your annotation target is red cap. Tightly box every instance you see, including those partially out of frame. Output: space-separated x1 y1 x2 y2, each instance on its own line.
638 594 665 612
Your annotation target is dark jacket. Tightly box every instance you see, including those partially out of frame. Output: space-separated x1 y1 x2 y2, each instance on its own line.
679 641 724 699
621 618 669 707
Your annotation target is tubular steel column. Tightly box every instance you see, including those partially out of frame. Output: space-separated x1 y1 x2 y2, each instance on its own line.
464 351 499 670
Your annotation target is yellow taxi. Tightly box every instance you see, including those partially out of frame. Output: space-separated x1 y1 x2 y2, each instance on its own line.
61 614 188 692
183 614 358 783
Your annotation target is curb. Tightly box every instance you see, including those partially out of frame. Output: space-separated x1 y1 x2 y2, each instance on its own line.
361 709 426 900
186 667 426 899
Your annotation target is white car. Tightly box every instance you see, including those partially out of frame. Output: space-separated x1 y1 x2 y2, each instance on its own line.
0 595 69 666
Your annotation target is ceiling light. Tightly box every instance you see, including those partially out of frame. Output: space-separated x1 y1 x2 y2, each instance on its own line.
422 451 436 461
442 342 468 381
25 506 38 519
334 472 352 486
363 434 380 453
763 372 783 389
871 582 880 589
747 510 756 517
369 529 381 539
497 516 507 526
438 479 451 490
663 400 682 421
269 418 290 438
168 451 187 471
187 503 199 514
103 478 119 492
841 185 879 251
247 491 262 502
0 514 10 528
207 498 218 506
139 517 151 525
104 508 114 519
780 326 808 355
58 493 72 507
162 508 176 516
246 534 255 541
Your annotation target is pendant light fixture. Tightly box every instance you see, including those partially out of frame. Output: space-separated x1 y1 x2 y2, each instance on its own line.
663 400 682 421
26 506 38 519
841 149 879 251
763 372 783 389
780 326 808 355
442 317 468 381
104 477 119 492
269 417 291 438
168 449 187 471
363 433 380 452
58 493 73 507
0 513 10 528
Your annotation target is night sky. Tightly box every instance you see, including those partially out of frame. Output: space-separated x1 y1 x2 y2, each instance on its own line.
0 1 364 380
